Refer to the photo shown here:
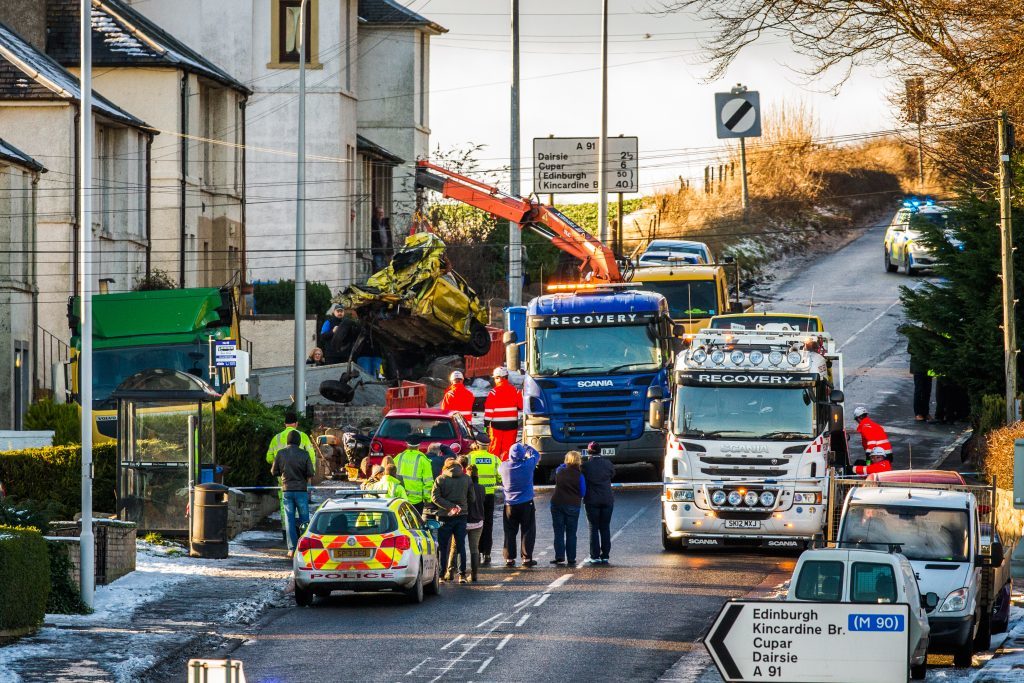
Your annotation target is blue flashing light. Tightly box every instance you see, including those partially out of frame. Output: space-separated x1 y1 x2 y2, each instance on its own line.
683 504 691 512
796 506 804 514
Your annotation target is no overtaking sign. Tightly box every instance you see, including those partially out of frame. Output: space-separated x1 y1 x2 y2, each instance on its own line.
715 91 762 139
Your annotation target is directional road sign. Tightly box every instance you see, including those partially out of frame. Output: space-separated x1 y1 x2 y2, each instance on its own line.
533 136 639 194
715 91 761 139
704 600 910 682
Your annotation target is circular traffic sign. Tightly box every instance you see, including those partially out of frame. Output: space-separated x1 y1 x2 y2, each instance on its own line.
720 97 757 134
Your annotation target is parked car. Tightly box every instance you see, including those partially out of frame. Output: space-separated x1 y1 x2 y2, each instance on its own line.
368 408 479 465
788 546 932 679
636 252 702 268
640 238 713 264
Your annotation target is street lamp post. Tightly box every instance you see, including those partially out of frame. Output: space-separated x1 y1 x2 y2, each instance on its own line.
293 0 308 414
597 0 609 245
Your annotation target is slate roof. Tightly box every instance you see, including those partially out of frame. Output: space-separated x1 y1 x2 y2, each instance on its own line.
0 136 45 172
46 0 249 94
357 134 404 165
358 0 447 33
0 22 147 129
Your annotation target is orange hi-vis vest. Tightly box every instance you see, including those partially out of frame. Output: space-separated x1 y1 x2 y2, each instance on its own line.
484 379 522 431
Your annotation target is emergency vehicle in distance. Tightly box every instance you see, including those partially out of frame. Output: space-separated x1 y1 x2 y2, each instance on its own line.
654 326 847 550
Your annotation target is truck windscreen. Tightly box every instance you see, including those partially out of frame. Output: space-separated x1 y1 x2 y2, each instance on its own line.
91 343 208 408
632 280 717 318
673 385 815 439
530 325 662 376
839 505 969 563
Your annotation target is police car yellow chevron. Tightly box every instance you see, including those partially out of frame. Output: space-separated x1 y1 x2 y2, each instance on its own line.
292 493 439 605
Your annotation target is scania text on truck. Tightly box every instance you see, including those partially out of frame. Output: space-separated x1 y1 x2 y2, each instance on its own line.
654 328 847 550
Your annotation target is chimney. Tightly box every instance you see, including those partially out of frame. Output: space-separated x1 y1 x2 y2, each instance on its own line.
0 0 47 51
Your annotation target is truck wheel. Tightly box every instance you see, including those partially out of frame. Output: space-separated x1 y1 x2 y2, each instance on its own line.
973 611 992 650
661 524 682 552
909 659 927 680
295 584 314 607
534 466 552 485
884 249 897 273
953 621 974 667
465 321 492 357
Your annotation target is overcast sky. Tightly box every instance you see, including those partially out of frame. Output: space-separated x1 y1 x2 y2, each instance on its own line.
418 0 899 198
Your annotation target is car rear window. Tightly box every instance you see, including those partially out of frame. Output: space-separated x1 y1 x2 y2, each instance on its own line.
850 562 898 604
794 560 844 601
377 418 455 442
310 510 397 536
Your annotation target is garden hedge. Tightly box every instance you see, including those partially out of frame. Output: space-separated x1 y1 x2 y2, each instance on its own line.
0 526 50 635
23 399 82 446
253 279 332 316
0 444 117 517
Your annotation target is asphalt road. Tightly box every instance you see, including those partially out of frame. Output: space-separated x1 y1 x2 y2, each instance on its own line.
218 218 968 682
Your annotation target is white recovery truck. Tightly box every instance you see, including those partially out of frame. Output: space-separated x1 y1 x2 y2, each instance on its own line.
652 328 848 550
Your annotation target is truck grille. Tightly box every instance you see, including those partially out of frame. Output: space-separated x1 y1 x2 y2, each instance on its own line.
701 467 788 477
549 387 641 441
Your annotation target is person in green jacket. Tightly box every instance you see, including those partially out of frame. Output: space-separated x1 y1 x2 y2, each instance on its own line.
265 411 316 538
393 443 433 513
370 462 408 500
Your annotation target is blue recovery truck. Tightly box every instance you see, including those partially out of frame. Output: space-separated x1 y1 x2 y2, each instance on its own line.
516 287 674 474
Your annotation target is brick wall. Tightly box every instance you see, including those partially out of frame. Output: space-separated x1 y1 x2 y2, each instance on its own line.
311 404 383 429
48 520 137 586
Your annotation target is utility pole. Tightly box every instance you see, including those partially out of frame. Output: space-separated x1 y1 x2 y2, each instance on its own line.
79 0 95 609
597 0 609 245
293 0 308 414
998 111 1018 423
508 0 522 306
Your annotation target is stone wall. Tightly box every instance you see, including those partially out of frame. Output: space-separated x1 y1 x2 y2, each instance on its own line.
227 489 279 539
311 404 383 430
48 520 137 588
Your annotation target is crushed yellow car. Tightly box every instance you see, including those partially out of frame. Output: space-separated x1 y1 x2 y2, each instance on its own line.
337 233 491 361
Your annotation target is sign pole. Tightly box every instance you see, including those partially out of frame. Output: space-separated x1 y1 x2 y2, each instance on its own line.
739 136 749 221
597 0 609 245
616 192 624 255
293 0 308 414
79 0 95 610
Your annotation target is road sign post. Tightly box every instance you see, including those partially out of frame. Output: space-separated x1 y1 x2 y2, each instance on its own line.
705 600 910 683
715 85 761 221
532 136 638 195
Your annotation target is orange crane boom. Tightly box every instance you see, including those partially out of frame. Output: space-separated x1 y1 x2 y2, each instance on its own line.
415 160 623 283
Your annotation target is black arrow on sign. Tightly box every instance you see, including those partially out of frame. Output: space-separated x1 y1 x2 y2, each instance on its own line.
706 603 744 680
725 100 753 131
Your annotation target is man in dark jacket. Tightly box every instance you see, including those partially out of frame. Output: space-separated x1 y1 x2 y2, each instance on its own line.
432 461 475 583
581 441 615 564
448 464 487 582
498 443 539 568
271 430 314 557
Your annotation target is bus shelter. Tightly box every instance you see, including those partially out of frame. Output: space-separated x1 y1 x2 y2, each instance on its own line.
112 369 221 534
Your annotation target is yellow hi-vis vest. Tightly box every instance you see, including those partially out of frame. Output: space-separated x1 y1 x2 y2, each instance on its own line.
266 427 316 466
467 449 498 494
370 474 408 500
394 448 433 504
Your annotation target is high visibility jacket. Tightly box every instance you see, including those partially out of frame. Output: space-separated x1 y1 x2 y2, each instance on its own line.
394 448 433 504
484 379 522 431
854 458 893 476
467 449 498 494
441 382 475 421
265 427 316 466
370 474 408 500
855 418 892 454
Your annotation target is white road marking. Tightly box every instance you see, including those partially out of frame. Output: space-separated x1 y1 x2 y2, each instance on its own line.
837 285 922 353
546 573 573 590
477 657 494 674
513 594 538 609
496 634 513 650
611 504 651 542
534 593 551 606
475 613 503 628
515 613 531 627
440 634 465 651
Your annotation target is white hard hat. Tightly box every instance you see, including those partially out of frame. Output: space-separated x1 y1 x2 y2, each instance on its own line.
492 366 509 378
870 447 887 458
449 370 464 382
853 406 868 419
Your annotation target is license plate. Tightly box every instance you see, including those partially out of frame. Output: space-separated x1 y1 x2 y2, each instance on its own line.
332 548 372 559
724 520 760 529
600 447 615 456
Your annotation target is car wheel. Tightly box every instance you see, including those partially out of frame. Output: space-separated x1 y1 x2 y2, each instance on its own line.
295 584 314 607
952 620 974 667
974 611 992 650
406 563 425 604
425 558 440 596
909 659 927 680
904 253 917 276
884 248 897 273
661 524 682 552
465 320 492 357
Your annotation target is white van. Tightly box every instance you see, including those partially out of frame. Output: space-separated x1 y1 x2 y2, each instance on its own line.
788 546 932 679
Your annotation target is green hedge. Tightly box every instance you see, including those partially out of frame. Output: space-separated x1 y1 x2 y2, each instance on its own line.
0 445 117 517
215 399 287 487
46 540 88 615
253 280 332 316
23 400 81 446
0 526 50 633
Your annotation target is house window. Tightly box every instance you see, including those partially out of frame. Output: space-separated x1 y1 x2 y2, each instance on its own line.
271 0 319 67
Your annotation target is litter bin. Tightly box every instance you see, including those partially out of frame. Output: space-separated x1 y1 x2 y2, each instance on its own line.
190 483 229 559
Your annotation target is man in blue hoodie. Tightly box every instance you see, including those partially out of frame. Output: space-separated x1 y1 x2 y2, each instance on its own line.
498 443 539 568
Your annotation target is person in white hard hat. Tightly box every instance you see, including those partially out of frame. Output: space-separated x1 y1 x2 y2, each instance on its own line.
852 405 893 461
484 366 522 461
441 369 474 422
853 447 893 476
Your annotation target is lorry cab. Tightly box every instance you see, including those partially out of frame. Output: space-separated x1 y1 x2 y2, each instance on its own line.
836 485 996 666
788 546 931 679
629 264 746 334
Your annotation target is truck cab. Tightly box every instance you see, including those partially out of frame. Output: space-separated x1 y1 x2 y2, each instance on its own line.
835 484 1002 666
630 264 748 334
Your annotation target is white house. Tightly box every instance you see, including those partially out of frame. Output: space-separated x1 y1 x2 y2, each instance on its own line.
0 137 43 428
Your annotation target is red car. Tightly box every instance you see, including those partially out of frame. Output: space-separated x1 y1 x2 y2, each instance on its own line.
866 468 966 484
368 408 479 466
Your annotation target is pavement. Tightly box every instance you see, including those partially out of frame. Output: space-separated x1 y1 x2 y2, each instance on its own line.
2 217 1015 682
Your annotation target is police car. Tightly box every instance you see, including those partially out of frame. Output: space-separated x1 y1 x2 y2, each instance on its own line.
293 492 439 606
883 199 954 275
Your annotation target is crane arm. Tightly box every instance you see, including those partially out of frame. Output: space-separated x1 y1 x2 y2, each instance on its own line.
415 160 622 282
